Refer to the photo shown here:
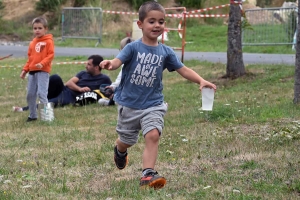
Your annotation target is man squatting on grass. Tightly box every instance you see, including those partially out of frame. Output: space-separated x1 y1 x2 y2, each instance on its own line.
99 1 217 189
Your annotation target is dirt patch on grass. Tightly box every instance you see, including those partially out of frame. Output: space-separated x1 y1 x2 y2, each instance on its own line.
2 0 38 20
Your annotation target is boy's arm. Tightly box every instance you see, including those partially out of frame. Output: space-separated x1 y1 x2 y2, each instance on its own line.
176 66 217 91
39 40 54 68
100 58 122 70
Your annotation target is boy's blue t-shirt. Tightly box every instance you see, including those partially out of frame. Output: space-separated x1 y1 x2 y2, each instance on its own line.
114 39 184 109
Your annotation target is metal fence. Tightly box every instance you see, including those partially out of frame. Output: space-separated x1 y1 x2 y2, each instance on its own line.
61 7 103 45
242 7 297 46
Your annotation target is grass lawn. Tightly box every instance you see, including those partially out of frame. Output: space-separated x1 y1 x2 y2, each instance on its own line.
0 57 299 199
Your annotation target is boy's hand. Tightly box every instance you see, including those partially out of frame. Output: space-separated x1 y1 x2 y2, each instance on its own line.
36 63 43 69
20 70 26 79
99 60 113 70
200 80 217 92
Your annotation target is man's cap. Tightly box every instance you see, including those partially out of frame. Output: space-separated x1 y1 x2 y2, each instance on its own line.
120 37 134 50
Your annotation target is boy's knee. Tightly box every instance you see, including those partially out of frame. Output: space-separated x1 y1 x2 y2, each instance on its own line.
118 134 138 146
144 129 160 142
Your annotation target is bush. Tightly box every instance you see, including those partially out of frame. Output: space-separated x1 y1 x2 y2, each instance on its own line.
73 0 99 7
174 0 203 8
36 0 67 12
74 0 85 7
0 0 4 17
124 0 150 11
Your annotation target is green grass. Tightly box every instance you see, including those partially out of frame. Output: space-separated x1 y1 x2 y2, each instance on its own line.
0 57 299 199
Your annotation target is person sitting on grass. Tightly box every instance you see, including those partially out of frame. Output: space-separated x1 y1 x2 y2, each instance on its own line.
13 54 112 112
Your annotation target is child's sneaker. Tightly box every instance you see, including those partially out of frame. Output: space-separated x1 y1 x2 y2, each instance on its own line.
140 171 166 189
12 106 23 112
98 98 110 106
26 117 37 122
114 146 128 170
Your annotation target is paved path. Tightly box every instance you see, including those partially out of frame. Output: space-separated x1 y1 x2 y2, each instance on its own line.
0 45 296 65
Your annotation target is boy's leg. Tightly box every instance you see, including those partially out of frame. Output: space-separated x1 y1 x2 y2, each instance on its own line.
114 105 141 170
27 74 38 120
37 72 49 104
140 128 166 189
140 103 167 189
116 138 131 152
143 129 159 169
114 138 131 170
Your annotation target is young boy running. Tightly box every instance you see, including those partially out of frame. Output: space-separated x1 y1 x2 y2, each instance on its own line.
100 1 217 189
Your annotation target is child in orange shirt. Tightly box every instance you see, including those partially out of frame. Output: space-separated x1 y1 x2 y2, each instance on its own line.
20 17 54 122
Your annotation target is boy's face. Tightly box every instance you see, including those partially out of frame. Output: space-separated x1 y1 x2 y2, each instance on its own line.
137 10 165 41
33 22 47 38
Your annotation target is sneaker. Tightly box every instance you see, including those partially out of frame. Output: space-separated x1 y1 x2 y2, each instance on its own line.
140 171 167 189
12 106 23 112
26 117 37 122
114 146 128 170
98 98 110 106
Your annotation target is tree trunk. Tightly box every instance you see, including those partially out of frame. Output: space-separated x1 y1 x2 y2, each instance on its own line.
226 1 245 79
294 3 300 103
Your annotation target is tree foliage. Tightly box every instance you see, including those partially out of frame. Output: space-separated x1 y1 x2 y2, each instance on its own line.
35 0 67 12
124 0 148 10
0 0 4 17
74 0 86 7
174 0 203 8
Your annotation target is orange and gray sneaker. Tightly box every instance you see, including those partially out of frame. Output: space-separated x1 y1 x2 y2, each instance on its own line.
140 171 167 189
114 146 128 170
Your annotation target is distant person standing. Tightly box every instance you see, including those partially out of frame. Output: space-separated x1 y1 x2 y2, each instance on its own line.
19 16 54 122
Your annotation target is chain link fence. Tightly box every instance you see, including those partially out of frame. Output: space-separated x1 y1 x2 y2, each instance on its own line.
242 7 297 46
61 7 103 46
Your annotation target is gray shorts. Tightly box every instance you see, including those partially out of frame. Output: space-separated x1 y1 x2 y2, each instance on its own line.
116 103 168 146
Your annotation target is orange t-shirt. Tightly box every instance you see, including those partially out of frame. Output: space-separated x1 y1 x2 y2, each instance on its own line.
22 34 54 73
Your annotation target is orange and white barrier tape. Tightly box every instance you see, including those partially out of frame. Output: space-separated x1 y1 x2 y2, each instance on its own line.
187 4 230 14
103 6 230 18
103 10 138 15
0 54 13 60
103 10 184 18
187 14 229 18
0 65 22 68
0 61 87 69
55 61 87 65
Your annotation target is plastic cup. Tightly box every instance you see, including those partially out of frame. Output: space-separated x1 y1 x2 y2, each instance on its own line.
201 88 214 111
38 103 55 121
